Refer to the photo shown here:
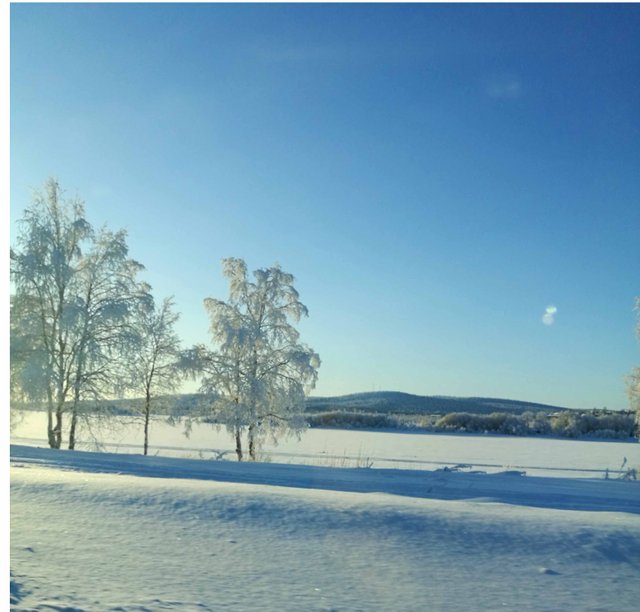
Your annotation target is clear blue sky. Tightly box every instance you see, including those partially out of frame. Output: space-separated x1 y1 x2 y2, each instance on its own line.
10 3 640 410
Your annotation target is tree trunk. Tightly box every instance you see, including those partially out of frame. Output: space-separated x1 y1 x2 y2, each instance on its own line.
235 428 243 461
68 408 78 450
45 385 57 448
53 404 63 449
248 424 256 461
143 391 151 456
68 384 81 450
47 405 57 448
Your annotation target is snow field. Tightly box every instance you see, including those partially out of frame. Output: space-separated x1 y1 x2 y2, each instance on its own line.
10 445 640 611
11 411 640 478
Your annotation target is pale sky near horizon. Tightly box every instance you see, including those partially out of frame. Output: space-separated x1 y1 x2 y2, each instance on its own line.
9 2 640 410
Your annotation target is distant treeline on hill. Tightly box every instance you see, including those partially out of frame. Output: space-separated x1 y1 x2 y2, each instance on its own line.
304 391 567 416
304 392 636 439
306 409 636 440
15 391 637 440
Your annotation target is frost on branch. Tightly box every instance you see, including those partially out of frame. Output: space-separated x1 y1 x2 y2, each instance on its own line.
195 258 320 461
10 178 152 449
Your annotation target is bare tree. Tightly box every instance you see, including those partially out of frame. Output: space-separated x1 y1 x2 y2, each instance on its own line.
129 296 182 455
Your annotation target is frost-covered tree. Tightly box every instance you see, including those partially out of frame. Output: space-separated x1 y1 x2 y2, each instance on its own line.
11 179 92 447
129 296 182 455
627 297 640 437
63 227 150 449
181 340 250 461
195 258 320 460
10 178 149 449
10 294 49 404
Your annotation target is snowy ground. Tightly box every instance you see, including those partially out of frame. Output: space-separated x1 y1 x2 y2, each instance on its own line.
11 411 640 477
10 444 640 611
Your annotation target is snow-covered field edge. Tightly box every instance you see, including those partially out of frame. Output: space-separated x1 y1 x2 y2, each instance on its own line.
9 444 640 514
9 443 640 611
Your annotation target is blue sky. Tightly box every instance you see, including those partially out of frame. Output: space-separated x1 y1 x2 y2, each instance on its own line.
9 3 640 409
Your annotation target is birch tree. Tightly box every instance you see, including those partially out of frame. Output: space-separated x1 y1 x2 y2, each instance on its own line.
63 227 150 449
11 179 92 447
129 296 182 455
10 178 149 449
198 258 320 460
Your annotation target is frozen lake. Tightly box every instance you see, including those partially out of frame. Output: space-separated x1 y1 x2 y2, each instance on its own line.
11 410 639 479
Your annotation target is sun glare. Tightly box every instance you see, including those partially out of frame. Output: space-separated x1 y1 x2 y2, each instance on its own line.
542 305 557 326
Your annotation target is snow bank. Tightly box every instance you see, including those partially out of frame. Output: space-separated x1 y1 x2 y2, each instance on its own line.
10 444 640 514
10 445 640 611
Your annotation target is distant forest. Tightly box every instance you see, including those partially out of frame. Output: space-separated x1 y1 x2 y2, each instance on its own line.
14 391 637 441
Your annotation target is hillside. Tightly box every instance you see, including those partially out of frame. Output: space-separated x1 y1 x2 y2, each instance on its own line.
305 390 573 416
14 391 574 417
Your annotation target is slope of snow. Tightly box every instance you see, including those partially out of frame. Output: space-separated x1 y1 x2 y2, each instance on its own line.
10 444 640 611
9 444 640 514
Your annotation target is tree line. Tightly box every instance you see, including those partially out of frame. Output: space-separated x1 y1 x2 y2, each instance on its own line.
10 179 320 459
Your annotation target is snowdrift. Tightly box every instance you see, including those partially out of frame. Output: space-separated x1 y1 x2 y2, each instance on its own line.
10 444 640 611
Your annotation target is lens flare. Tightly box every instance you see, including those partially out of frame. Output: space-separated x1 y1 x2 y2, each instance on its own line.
542 305 557 326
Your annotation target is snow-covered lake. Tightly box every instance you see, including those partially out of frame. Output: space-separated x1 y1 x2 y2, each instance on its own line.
11 410 639 478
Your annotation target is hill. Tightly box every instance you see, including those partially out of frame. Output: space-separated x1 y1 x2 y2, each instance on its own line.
11 390 576 419
305 391 573 416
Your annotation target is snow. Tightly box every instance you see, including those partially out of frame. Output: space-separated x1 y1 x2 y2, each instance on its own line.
10 442 640 611
11 411 640 478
